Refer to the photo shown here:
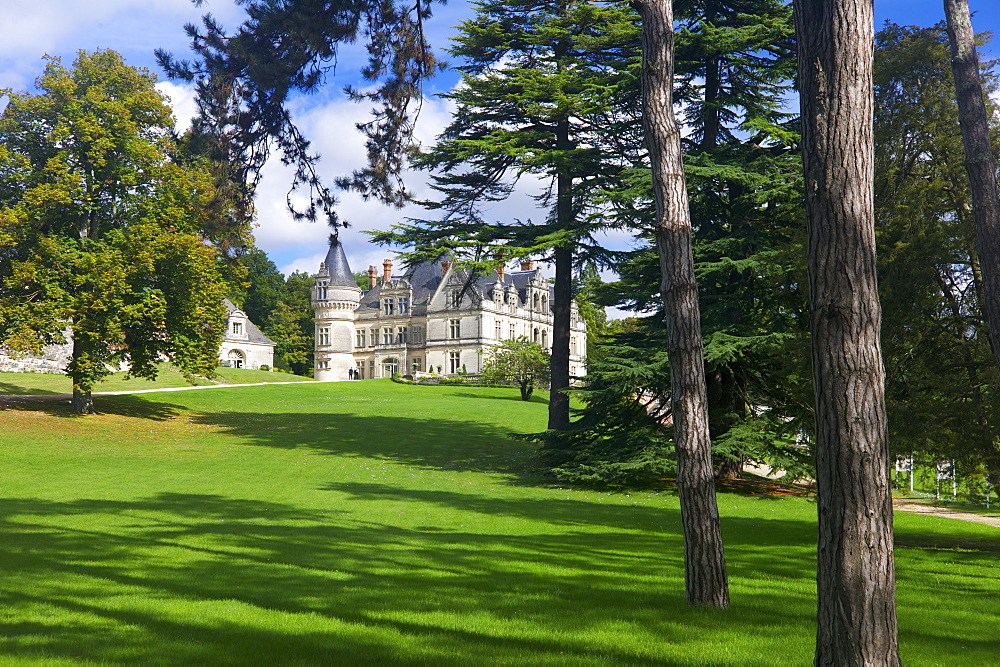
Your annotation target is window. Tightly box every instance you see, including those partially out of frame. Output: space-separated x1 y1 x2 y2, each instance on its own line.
318 327 330 346
533 293 540 310
449 319 461 339
533 327 539 344
509 323 515 339
542 295 548 313
370 329 378 346
398 296 410 314
369 359 376 378
383 298 395 315
411 327 423 344
571 336 577 355
356 362 365 380
383 327 394 345
495 320 502 339
542 330 548 349
449 351 461 374
318 283 328 300
411 357 422 372
232 321 242 336
451 290 461 308
383 358 400 376
356 329 366 348
228 349 245 369
396 327 408 344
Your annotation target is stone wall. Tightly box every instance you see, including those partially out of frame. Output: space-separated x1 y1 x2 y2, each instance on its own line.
0 339 72 374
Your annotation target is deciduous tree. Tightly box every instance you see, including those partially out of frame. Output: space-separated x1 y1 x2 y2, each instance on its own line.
0 51 231 414
481 337 551 400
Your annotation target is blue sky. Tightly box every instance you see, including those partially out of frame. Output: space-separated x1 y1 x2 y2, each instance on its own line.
1 0 998 281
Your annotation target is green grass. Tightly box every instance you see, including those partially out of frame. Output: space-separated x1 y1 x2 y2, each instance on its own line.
0 381 997 664
0 365 313 395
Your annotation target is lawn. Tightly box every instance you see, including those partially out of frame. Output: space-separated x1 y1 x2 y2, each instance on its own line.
0 365 314 395
0 380 996 664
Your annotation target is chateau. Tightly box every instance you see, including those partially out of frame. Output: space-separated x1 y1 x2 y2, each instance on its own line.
311 239 587 381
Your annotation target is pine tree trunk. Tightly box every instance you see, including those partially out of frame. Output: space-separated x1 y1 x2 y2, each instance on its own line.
547 114 574 431
793 0 900 663
636 0 729 608
943 0 1000 370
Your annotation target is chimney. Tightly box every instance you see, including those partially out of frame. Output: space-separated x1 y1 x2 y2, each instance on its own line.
520 260 534 271
497 264 505 281
367 265 378 290
382 259 393 283
441 260 451 276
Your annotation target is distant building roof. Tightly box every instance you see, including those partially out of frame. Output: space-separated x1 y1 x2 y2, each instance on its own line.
223 299 276 346
323 237 358 288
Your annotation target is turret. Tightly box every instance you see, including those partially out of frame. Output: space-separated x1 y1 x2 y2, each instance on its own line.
312 237 361 381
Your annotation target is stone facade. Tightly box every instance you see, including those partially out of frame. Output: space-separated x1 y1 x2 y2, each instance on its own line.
218 300 276 370
0 306 274 374
311 239 587 381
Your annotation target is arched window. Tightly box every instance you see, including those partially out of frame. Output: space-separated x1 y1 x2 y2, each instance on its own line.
541 330 548 349
541 295 548 314
533 293 540 310
228 349 245 369
533 328 540 343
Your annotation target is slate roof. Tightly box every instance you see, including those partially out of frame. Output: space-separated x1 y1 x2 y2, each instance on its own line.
323 237 357 288
223 299 276 346
357 258 550 309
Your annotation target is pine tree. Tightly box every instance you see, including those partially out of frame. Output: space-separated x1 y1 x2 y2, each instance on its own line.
794 0 900 661
157 0 443 226
874 22 1000 490
372 0 640 431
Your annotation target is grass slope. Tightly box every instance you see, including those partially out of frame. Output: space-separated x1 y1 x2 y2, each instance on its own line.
0 381 997 664
0 365 313 395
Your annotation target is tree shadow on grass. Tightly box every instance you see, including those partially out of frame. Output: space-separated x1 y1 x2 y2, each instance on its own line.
0 489 992 664
188 408 548 481
451 391 549 404
1 394 181 421
0 381 63 395
0 491 824 665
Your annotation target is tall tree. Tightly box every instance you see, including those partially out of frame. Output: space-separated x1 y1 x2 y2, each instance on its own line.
0 51 231 414
373 0 639 431
943 0 1000 371
874 22 1000 490
793 0 900 662
633 0 728 608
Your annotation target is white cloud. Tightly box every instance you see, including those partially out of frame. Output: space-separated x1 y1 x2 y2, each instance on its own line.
155 81 197 132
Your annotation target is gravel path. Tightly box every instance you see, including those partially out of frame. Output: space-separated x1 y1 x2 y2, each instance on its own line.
0 380 323 403
893 498 1000 528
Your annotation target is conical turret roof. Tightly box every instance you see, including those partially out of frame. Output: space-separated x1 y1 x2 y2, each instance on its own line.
324 237 357 288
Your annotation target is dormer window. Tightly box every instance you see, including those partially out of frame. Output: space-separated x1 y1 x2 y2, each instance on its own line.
451 290 461 308
383 298 395 315
318 283 328 300
232 322 242 336
399 296 410 314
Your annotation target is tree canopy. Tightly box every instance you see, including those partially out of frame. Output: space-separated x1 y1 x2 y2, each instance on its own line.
0 50 233 413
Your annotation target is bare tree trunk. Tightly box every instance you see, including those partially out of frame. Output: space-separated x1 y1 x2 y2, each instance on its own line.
944 0 1000 368
70 327 96 415
793 0 900 663
636 0 729 608
548 150 573 430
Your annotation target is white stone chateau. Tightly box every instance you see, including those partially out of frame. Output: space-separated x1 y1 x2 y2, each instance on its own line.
311 239 587 381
